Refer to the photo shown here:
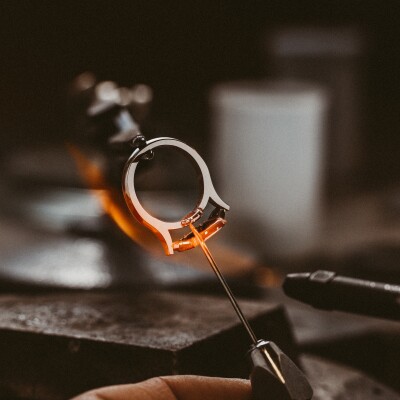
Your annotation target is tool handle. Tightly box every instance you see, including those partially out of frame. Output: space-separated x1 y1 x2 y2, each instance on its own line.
248 341 313 400
283 270 400 320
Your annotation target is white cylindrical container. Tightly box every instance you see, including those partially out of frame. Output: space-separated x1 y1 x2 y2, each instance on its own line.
210 80 329 257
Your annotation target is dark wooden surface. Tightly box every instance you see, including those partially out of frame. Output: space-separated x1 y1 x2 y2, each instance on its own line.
0 291 398 399
0 290 295 399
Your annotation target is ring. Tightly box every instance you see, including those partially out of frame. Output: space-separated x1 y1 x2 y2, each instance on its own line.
123 137 229 255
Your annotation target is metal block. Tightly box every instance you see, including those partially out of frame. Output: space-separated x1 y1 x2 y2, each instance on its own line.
0 291 295 399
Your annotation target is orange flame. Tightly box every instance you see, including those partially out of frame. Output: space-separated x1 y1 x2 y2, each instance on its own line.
66 143 161 255
67 143 272 279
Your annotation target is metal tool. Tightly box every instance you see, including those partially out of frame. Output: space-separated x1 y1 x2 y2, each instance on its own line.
123 137 313 400
284 270 400 321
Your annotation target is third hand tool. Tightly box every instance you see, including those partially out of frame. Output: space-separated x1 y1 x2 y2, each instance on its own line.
188 222 313 400
122 134 313 400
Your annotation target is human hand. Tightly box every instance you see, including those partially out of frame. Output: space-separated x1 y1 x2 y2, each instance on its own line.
72 375 251 400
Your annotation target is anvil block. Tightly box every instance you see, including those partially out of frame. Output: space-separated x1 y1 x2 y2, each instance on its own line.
0 291 296 399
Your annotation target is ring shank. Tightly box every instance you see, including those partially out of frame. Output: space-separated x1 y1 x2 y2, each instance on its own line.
122 137 229 254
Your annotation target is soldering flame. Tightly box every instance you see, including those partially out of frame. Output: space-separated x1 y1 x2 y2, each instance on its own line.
67 143 279 283
66 143 161 254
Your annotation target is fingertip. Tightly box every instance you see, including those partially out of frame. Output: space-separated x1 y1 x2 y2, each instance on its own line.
160 375 252 400
71 375 252 400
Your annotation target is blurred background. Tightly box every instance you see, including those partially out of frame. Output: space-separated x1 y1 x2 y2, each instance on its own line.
0 1 400 394
1 1 400 260
0 0 399 186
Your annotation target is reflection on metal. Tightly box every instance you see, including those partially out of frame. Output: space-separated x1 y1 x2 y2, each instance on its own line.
174 215 226 252
123 137 230 255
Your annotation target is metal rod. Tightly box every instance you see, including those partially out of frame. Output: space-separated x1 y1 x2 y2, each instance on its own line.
189 223 258 344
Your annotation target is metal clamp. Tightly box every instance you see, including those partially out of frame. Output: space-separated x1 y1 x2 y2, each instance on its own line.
123 137 229 255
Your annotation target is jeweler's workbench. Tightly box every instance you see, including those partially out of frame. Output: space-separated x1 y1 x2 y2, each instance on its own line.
0 291 398 400
0 291 294 399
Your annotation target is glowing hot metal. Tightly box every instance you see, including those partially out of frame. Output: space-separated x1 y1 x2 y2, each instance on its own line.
123 137 229 255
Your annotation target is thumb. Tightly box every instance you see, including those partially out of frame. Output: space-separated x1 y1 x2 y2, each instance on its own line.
72 375 252 400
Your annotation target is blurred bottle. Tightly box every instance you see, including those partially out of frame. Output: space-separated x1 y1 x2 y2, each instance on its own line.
266 26 366 198
210 81 328 258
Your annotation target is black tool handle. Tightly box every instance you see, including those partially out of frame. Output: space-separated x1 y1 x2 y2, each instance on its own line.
283 270 400 321
248 340 313 400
